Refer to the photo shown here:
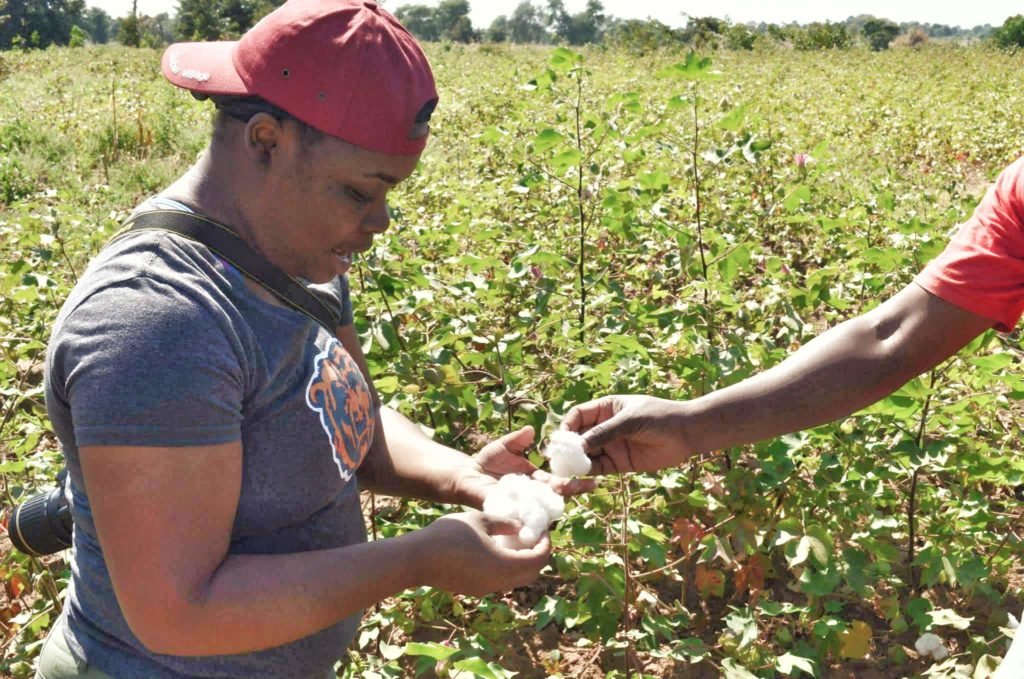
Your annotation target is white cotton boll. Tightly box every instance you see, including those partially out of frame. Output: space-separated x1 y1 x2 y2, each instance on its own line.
533 487 566 521
481 491 518 519
482 474 565 549
519 505 551 544
544 430 592 477
915 633 948 660
1008 611 1021 630
520 522 544 544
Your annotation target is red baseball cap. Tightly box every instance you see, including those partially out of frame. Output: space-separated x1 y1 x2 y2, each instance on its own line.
161 0 438 156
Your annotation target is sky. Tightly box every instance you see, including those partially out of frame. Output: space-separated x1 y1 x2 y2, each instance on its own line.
85 0 1020 29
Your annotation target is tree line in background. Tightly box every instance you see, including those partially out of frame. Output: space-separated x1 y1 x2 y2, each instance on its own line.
0 0 1023 58
0 0 283 50
391 1 1000 51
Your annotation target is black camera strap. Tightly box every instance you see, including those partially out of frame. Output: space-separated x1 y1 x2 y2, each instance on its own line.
108 209 342 333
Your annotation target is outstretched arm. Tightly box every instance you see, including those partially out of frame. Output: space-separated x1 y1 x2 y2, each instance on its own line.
563 284 995 473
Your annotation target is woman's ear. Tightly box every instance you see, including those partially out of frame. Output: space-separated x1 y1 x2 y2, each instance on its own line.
245 113 282 165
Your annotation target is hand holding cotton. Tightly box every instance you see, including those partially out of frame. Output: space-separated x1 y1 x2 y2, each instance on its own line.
543 430 592 477
482 474 564 549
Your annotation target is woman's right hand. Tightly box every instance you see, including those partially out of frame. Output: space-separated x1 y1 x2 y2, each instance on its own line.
560 395 694 474
422 511 551 597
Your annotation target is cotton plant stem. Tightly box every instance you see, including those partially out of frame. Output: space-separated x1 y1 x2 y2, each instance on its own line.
619 475 635 678
574 71 588 345
908 368 937 593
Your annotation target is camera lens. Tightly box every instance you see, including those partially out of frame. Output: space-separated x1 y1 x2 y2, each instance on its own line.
9 483 72 557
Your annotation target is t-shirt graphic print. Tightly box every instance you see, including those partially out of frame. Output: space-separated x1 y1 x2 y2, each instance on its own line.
306 338 376 481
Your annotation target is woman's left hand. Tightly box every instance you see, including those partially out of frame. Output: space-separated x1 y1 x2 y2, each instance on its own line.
457 425 597 509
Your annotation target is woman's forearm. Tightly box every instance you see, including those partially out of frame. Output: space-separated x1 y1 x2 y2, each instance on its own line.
137 529 428 656
356 406 477 505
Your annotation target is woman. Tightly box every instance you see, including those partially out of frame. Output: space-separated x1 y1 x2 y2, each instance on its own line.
37 2 587 677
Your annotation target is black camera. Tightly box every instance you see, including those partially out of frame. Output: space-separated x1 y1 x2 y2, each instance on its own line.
8 469 72 557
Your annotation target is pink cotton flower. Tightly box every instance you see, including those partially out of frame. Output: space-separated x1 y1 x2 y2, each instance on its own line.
794 153 810 168
531 265 542 281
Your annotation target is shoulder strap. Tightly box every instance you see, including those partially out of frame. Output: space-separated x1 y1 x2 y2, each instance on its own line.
108 209 341 332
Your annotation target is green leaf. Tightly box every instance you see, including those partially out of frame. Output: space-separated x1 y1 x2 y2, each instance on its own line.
784 185 811 212
550 149 582 173
929 608 973 630
533 595 566 629
879 191 896 211
667 94 691 109
0 460 27 473
717 105 746 131
842 548 870 596
791 536 811 567
718 245 751 284
669 637 710 661
721 658 759 679
637 170 671 191
971 353 1014 372
533 128 563 154
974 654 1002 678
776 652 816 676
549 46 582 73
476 126 506 143
800 566 842 596
862 247 900 272
907 597 934 629
775 518 802 546
404 642 458 661
805 524 832 565
724 609 758 650
452 657 517 679
657 51 720 81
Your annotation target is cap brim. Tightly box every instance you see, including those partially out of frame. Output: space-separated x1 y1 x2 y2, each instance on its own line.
161 41 250 96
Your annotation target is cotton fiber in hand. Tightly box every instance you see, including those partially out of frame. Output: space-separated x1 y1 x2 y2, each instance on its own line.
483 474 564 549
543 430 592 477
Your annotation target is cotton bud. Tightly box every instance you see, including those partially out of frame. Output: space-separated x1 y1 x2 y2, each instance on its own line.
543 430 592 477
483 474 564 549
914 633 948 660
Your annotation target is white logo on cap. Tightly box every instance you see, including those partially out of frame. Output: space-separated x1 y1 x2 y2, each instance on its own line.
168 52 210 83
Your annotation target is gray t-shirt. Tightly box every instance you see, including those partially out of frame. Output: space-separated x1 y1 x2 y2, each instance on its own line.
44 200 373 678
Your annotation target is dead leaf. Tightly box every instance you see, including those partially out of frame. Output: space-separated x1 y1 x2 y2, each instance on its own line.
671 517 706 556
695 565 725 598
839 620 872 660
734 553 768 599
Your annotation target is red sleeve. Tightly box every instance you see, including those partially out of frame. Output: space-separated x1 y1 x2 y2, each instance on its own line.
914 156 1024 332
